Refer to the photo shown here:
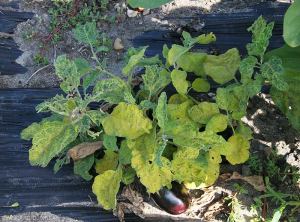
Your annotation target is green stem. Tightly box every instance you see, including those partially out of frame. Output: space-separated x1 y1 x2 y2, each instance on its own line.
187 95 200 105
227 110 235 136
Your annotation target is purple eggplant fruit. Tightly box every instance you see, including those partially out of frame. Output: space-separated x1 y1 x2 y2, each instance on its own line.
151 181 191 215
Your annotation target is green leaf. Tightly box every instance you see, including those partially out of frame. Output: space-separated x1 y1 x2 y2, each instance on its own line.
122 167 136 185
83 70 102 94
139 100 157 110
203 48 241 84
96 46 109 53
87 110 106 126
283 1 300 47
92 79 135 104
246 16 274 56
74 154 94 181
54 155 70 174
73 22 99 45
11 202 19 207
168 45 191 66
270 69 300 130
127 0 174 9
264 44 300 72
155 92 168 129
119 140 132 165
236 121 253 140
177 52 207 77
192 32 217 45
246 74 264 97
240 56 258 84
102 102 153 139
103 134 118 151
188 102 219 124
271 204 286 222
171 69 189 95
136 55 160 67
192 78 210 92
154 140 167 167
168 94 189 104
92 167 122 210
74 58 91 76
142 65 171 98
95 150 119 174
261 56 289 91
29 121 78 167
122 46 147 76
205 114 227 133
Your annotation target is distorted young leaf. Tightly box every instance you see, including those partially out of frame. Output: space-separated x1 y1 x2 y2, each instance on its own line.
167 100 194 124
203 48 241 84
102 102 152 139
246 16 274 56
92 167 122 210
83 71 102 94
155 92 168 129
264 44 300 72
122 46 147 76
54 155 70 174
240 56 258 84
270 69 300 130
119 140 132 165
122 167 136 185
139 100 157 110
154 140 167 167
95 150 119 174
246 74 264 98
168 94 189 104
188 102 219 124
283 1 300 47
142 65 171 98
92 78 135 104
87 110 106 126
74 58 91 76
29 121 78 167
177 52 207 77
73 22 99 45
261 56 289 91
205 114 228 133
171 69 189 95
127 0 174 9
67 141 103 161
168 44 191 66
74 154 94 181
103 134 118 151
193 32 217 44
192 78 210 92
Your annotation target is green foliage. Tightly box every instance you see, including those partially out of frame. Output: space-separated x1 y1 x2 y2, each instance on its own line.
21 15 300 214
33 54 49 66
127 0 174 9
283 0 300 47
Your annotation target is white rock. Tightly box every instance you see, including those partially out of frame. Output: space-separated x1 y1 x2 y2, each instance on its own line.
127 9 138 18
114 38 124 51
143 9 150 16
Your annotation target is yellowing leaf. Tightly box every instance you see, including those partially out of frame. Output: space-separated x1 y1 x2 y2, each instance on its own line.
201 149 222 187
188 102 219 124
205 114 228 133
29 121 78 167
95 150 119 174
168 94 189 104
193 32 217 44
177 52 207 77
92 167 122 210
167 100 194 124
203 48 241 84
168 45 191 66
192 78 210 92
171 69 189 95
122 47 147 76
102 102 152 139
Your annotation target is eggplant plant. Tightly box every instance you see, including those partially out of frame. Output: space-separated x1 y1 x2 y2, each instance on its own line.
21 15 296 214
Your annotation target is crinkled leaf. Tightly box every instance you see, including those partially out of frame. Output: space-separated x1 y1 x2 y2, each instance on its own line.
74 154 94 181
83 71 102 94
171 69 189 95
168 45 191 66
206 114 227 133
142 65 171 98
92 78 135 104
103 134 118 151
95 150 119 174
155 92 168 129
154 140 167 167
192 78 210 92
122 46 147 76
122 167 136 185
246 74 264 97
246 16 274 56
270 69 300 130
283 1 300 47
87 110 106 126
54 155 70 174
168 94 189 104
177 52 207 77
74 58 91 76
188 102 219 124
67 141 102 161
139 100 157 110
92 167 122 210
264 44 300 72
261 56 289 91
240 56 258 84
203 48 241 84
73 22 99 45
29 121 78 167
102 102 152 139
119 140 132 165
21 123 43 141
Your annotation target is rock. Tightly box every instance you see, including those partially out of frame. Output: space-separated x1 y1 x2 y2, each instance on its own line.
127 9 138 18
114 3 121 12
241 165 252 176
203 8 209 14
114 38 124 51
263 146 272 158
257 109 267 116
143 9 150 16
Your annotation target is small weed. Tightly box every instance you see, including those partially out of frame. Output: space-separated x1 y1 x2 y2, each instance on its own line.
23 29 36 40
33 54 49 66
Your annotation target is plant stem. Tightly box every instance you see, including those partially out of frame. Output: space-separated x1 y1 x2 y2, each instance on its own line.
187 95 200 105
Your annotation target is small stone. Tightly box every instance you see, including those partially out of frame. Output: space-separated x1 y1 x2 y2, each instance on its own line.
208 92 215 97
127 9 138 18
114 3 121 12
143 9 150 16
257 109 267 116
139 21 143 25
241 165 252 176
203 8 209 14
114 38 124 51
263 147 272 158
